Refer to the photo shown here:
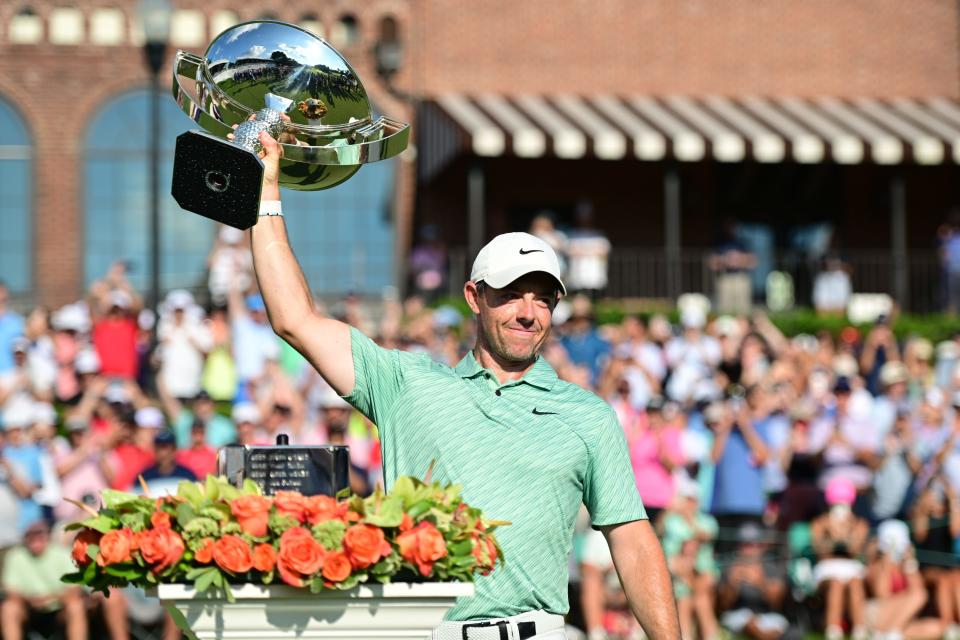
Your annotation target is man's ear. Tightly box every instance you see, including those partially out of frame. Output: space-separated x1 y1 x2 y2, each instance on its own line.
464 281 482 315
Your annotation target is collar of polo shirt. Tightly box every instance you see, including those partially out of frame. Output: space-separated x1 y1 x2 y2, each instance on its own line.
455 350 558 391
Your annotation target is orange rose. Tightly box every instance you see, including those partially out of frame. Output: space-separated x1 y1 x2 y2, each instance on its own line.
97 529 136 567
277 527 325 587
138 527 185 573
484 538 498 573
274 491 308 523
72 529 101 567
343 524 391 569
213 535 254 574
472 536 497 572
397 522 448 577
322 551 352 583
399 513 414 533
151 511 173 530
195 538 215 564
230 495 272 538
304 495 339 524
252 543 277 572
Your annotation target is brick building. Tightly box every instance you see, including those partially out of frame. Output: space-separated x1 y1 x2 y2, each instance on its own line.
2 1 960 309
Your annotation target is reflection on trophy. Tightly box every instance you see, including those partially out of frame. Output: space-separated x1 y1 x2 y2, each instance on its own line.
170 20 410 229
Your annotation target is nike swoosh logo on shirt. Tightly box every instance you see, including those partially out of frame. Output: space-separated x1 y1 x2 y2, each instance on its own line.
532 408 557 415
519 248 544 255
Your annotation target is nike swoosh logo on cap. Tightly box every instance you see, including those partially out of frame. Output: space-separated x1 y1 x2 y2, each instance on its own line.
532 408 557 415
519 248 544 255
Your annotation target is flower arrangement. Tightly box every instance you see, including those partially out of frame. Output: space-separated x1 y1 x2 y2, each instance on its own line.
62 475 505 601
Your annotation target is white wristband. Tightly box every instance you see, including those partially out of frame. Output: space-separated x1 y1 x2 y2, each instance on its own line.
258 200 283 217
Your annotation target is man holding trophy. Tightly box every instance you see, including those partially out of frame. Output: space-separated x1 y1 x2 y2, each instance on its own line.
170 20 679 640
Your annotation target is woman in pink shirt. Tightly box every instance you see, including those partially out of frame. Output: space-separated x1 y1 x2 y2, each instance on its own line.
629 396 685 523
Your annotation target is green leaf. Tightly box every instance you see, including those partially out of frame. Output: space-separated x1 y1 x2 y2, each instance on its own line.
262 570 274 585
101 489 141 509
119 511 149 532
241 479 261 496
371 553 400 576
176 503 197 529
61 571 85 584
86 545 100 563
177 482 204 510
335 572 365 590
448 539 472 556
443 483 463 503
391 476 416 504
82 560 97 582
222 580 235 604
335 487 351 500
347 495 365 516
406 500 432 519
81 515 120 534
309 575 325 594
194 568 218 593
453 556 478 567
104 563 144 580
219 482 240 502
363 495 404 528
204 476 221 503
164 603 200 640
185 567 216 580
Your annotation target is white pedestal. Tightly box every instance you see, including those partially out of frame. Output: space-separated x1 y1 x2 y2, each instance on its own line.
148 582 474 640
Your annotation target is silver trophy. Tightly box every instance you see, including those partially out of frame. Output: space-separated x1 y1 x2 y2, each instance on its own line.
171 20 409 229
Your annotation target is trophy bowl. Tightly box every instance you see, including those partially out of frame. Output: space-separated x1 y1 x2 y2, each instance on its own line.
171 20 409 228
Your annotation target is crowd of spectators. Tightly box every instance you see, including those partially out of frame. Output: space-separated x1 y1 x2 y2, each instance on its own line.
2 228 960 639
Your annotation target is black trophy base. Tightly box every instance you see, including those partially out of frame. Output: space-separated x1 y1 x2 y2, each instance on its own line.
172 130 263 230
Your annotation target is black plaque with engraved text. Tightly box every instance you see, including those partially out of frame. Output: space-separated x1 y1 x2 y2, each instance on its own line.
217 436 350 496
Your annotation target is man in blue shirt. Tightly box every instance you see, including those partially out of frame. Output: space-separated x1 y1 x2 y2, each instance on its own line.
159 390 236 449
709 389 770 551
0 283 24 375
559 297 610 384
140 431 197 497
0 401 44 534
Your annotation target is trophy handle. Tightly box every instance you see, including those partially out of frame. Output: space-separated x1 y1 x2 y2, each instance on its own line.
279 118 411 166
171 51 233 138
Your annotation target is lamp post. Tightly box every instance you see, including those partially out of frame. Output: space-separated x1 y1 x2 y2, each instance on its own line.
139 0 171 326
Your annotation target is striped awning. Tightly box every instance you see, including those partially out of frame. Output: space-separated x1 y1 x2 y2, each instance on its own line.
419 95 960 176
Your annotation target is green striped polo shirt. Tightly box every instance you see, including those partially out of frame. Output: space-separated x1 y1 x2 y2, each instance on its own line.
344 328 646 620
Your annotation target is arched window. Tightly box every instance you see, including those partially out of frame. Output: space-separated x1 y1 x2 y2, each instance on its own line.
299 12 324 39
0 99 32 293
375 15 402 80
283 158 396 296
85 90 211 293
332 14 359 47
9 6 43 44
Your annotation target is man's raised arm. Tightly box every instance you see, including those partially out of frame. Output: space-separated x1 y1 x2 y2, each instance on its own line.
248 130 354 395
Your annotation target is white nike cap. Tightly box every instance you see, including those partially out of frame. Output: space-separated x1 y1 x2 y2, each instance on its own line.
470 232 566 295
